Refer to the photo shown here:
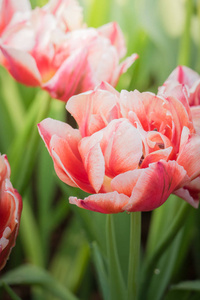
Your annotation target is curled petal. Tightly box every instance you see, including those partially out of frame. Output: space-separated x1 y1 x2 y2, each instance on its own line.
111 53 138 87
69 191 129 214
112 160 189 211
66 88 119 137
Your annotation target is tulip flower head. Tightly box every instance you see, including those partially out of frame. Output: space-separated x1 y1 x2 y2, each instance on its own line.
0 0 137 101
38 82 200 213
158 66 200 208
0 154 22 270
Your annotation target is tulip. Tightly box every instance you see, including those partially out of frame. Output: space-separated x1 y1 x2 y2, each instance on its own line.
159 65 200 134
159 66 200 205
38 82 200 213
0 0 137 101
0 154 22 270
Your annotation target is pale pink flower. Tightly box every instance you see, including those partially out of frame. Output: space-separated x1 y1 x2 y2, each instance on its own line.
0 154 22 270
38 82 200 213
0 0 137 101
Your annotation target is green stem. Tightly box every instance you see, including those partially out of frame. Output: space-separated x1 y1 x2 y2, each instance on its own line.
127 212 141 300
140 201 192 299
178 0 193 66
106 214 126 300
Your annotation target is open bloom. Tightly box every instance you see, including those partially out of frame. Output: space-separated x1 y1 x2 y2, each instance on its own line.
0 154 22 270
0 0 137 101
38 82 200 213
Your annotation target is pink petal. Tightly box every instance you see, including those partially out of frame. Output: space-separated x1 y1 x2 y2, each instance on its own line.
164 65 200 88
66 88 119 137
174 186 199 208
101 119 143 177
51 136 94 193
111 53 138 87
0 0 31 34
112 160 189 211
0 45 41 85
44 0 84 31
141 147 173 168
69 191 129 214
79 132 105 193
0 155 11 181
38 118 94 192
177 133 200 180
0 179 22 270
191 106 200 135
97 22 127 58
43 47 90 101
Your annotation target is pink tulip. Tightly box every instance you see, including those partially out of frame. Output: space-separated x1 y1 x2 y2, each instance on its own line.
38 82 200 213
159 66 200 208
0 154 22 270
159 65 200 134
0 0 137 102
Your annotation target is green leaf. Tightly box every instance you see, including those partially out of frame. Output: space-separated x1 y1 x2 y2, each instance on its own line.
49 218 90 294
1 283 22 300
19 199 44 267
91 241 109 300
0 264 79 300
106 214 126 300
171 280 200 292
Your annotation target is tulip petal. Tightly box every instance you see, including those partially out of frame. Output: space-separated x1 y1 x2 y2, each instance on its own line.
0 45 41 85
38 118 94 192
191 106 200 135
174 187 199 208
79 132 105 193
165 65 200 88
0 179 22 270
177 133 200 180
43 47 90 101
112 160 189 211
111 53 138 87
67 88 119 137
69 191 129 214
141 147 173 168
101 119 143 177
97 22 127 58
